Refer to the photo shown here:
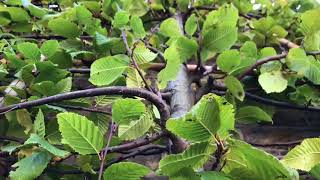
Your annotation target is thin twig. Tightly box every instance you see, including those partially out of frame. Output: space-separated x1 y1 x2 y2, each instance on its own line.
98 121 115 180
237 53 287 80
121 30 156 93
49 103 112 115
0 136 24 144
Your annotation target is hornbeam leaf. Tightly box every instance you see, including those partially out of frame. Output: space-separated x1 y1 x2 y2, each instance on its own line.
57 112 104 155
185 14 197 36
282 138 320 171
9 151 51 180
225 76 244 101
33 109 45 138
236 106 272 124
258 71 288 93
159 18 182 37
130 15 146 38
133 44 157 64
17 42 41 61
203 26 238 53
24 134 69 157
159 141 215 175
112 98 145 125
89 55 129 86
103 162 150 180
223 139 299 180
48 18 81 38
118 110 154 140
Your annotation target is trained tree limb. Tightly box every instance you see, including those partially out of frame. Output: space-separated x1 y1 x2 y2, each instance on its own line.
0 87 170 125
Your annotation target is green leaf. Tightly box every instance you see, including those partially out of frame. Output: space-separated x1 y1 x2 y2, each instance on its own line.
157 57 181 89
57 112 104 155
48 50 73 68
236 106 272 124
76 5 92 25
0 64 8 80
112 98 145 124
130 15 146 38
215 95 235 138
113 11 130 29
258 71 288 93
126 68 144 88
17 42 41 61
286 48 320 85
311 164 320 180
122 0 149 17
118 110 153 140
27 4 47 18
159 18 182 37
133 44 157 64
239 41 258 67
103 162 150 180
202 4 239 34
89 55 129 86
300 8 320 35
185 14 197 36
48 18 81 38
170 167 201 180
159 141 215 175
225 76 244 101
0 7 30 22
40 40 60 58
33 109 45 138
217 50 240 73
55 77 72 94
34 61 68 83
16 109 33 134
9 151 51 180
203 26 238 53
223 139 298 180
24 134 69 157
200 171 232 180
282 138 320 171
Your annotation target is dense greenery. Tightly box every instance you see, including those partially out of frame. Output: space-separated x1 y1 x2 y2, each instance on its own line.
1 0 320 179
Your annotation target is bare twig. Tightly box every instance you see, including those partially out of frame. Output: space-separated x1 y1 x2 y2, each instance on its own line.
98 121 115 180
237 53 287 80
49 103 112 115
121 30 156 93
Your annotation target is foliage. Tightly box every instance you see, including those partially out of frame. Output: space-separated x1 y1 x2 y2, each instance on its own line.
0 0 320 179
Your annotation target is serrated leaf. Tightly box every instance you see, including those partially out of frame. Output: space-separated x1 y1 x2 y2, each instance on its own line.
130 15 146 38
133 44 157 64
185 14 197 36
17 42 41 61
286 48 320 85
217 50 240 73
282 138 320 171
57 112 104 155
9 151 51 180
202 4 239 34
170 167 201 180
113 11 130 29
95 95 120 107
126 68 144 88
24 134 69 157
159 18 182 37
33 109 45 138
48 18 81 38
118 110 153 140
157 58 181 89
258 71 288 93
159 141 215 175
89 55 129 86
203 26 238 53
236 106 272 124
223 139 298 180
40 40 60 58
55 77 72 94
103 162 150 180
225 76 244 101
200 171 232 180
16 109 33 134
112 98 145 124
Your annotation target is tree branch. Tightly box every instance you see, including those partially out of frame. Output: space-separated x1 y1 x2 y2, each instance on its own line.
0 87 170 125
49 103 112 115
237 53 287 80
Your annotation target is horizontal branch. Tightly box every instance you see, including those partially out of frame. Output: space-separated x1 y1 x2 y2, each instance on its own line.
212 90 320 112
49 103 112 115
0 135 24 144
47 136 166 174
0 86 170 125
238 53 287 80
